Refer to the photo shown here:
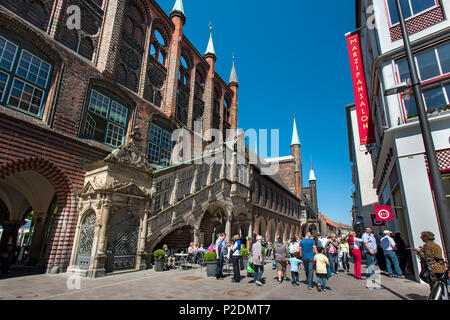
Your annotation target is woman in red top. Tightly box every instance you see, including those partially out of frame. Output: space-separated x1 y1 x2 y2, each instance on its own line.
348 231 364 279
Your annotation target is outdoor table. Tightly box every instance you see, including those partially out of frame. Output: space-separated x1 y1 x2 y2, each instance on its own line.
174 253 188 269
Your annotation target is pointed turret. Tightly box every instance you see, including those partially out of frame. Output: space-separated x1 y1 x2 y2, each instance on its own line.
204 26 216 60
228 55 239 129
291 116 301 146
170 0 185 23
229 57 239 86
309 162 316 181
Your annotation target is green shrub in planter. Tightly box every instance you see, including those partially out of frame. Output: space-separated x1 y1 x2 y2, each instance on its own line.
204 251 216 261
153 249 165 260
153 249 166 272
261 246 266 254
240 248 249 257
204 251 217 277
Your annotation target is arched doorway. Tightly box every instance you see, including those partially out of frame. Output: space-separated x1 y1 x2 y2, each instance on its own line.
105 211 140 273
0 170 57 277
268 219 276 243
258 217 267 239
154 225 194 253
0 158 76 274
76 210 96 270
309 224 318 236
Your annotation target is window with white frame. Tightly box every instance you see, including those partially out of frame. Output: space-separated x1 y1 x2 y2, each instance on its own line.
147 121 173 167
0 36 52 117
396 42 450 116
387 0 438 26
82 89 129 147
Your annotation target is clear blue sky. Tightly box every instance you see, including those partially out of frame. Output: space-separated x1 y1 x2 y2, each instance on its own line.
160 0 357 225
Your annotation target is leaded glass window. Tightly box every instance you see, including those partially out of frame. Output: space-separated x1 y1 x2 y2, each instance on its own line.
147 122 173 167
82 89 129 147
0 36 52 117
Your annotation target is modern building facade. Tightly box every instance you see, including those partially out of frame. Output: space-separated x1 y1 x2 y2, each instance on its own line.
346 103 381 235
348 0 450 280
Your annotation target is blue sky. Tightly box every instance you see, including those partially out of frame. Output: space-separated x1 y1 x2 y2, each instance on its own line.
159 0 357 225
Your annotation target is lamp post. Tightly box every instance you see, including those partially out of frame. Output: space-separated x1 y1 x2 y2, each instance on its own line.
394 0 450 261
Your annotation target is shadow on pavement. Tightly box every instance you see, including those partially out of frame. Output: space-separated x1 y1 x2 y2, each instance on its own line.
0 264 45 280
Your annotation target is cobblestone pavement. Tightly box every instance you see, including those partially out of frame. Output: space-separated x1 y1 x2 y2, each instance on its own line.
0 262 430 300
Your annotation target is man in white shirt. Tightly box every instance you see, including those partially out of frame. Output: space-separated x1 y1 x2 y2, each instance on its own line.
380 230 404 278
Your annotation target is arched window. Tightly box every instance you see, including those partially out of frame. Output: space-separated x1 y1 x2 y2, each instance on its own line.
151 30 166 66
261 185 266 207
195 69 205 99
212 87 221 129
179 56 189 86
267 188 272 209
223 97 230 123
176 55 190 126
125 1 147 46
147 121 173 167
273 191 277 210
254 181 259 204
0 36 52 118
82 88 129 147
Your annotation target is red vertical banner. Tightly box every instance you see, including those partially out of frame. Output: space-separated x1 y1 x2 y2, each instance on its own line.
346 33 375 145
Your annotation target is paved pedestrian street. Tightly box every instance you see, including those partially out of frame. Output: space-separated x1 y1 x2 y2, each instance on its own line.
0 262 430 300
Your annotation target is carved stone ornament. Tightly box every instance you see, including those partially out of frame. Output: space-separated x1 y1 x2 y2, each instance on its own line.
105 127 154 173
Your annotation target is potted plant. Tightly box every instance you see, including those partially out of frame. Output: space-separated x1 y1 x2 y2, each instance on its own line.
204 252 217 277
153 249 165 272
240 248 249 271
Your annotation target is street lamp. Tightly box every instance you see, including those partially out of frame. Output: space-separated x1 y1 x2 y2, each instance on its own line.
394 0 450 262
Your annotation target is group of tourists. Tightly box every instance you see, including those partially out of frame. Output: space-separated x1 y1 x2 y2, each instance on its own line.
212 227 448 297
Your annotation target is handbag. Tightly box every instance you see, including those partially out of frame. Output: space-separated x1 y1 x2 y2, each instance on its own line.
419 254 439 284
247 262 255 274
272 261 276 270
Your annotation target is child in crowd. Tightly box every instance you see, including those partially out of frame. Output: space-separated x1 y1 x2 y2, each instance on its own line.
314 247 330 292
288 252 302 286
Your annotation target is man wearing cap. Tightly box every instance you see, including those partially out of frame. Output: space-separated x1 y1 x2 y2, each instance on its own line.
380 230 405 279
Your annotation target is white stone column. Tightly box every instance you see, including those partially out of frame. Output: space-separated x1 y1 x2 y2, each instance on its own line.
171 171 181 204
193 226 200 248
225 209 232 243
191 166 199 194
137 204 150 270
96 197 112 256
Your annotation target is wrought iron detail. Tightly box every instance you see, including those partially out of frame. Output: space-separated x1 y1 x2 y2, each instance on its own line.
105 214 139 273
76 213 96 269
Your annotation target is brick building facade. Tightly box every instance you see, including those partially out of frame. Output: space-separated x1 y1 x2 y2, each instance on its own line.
0 0 310 277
